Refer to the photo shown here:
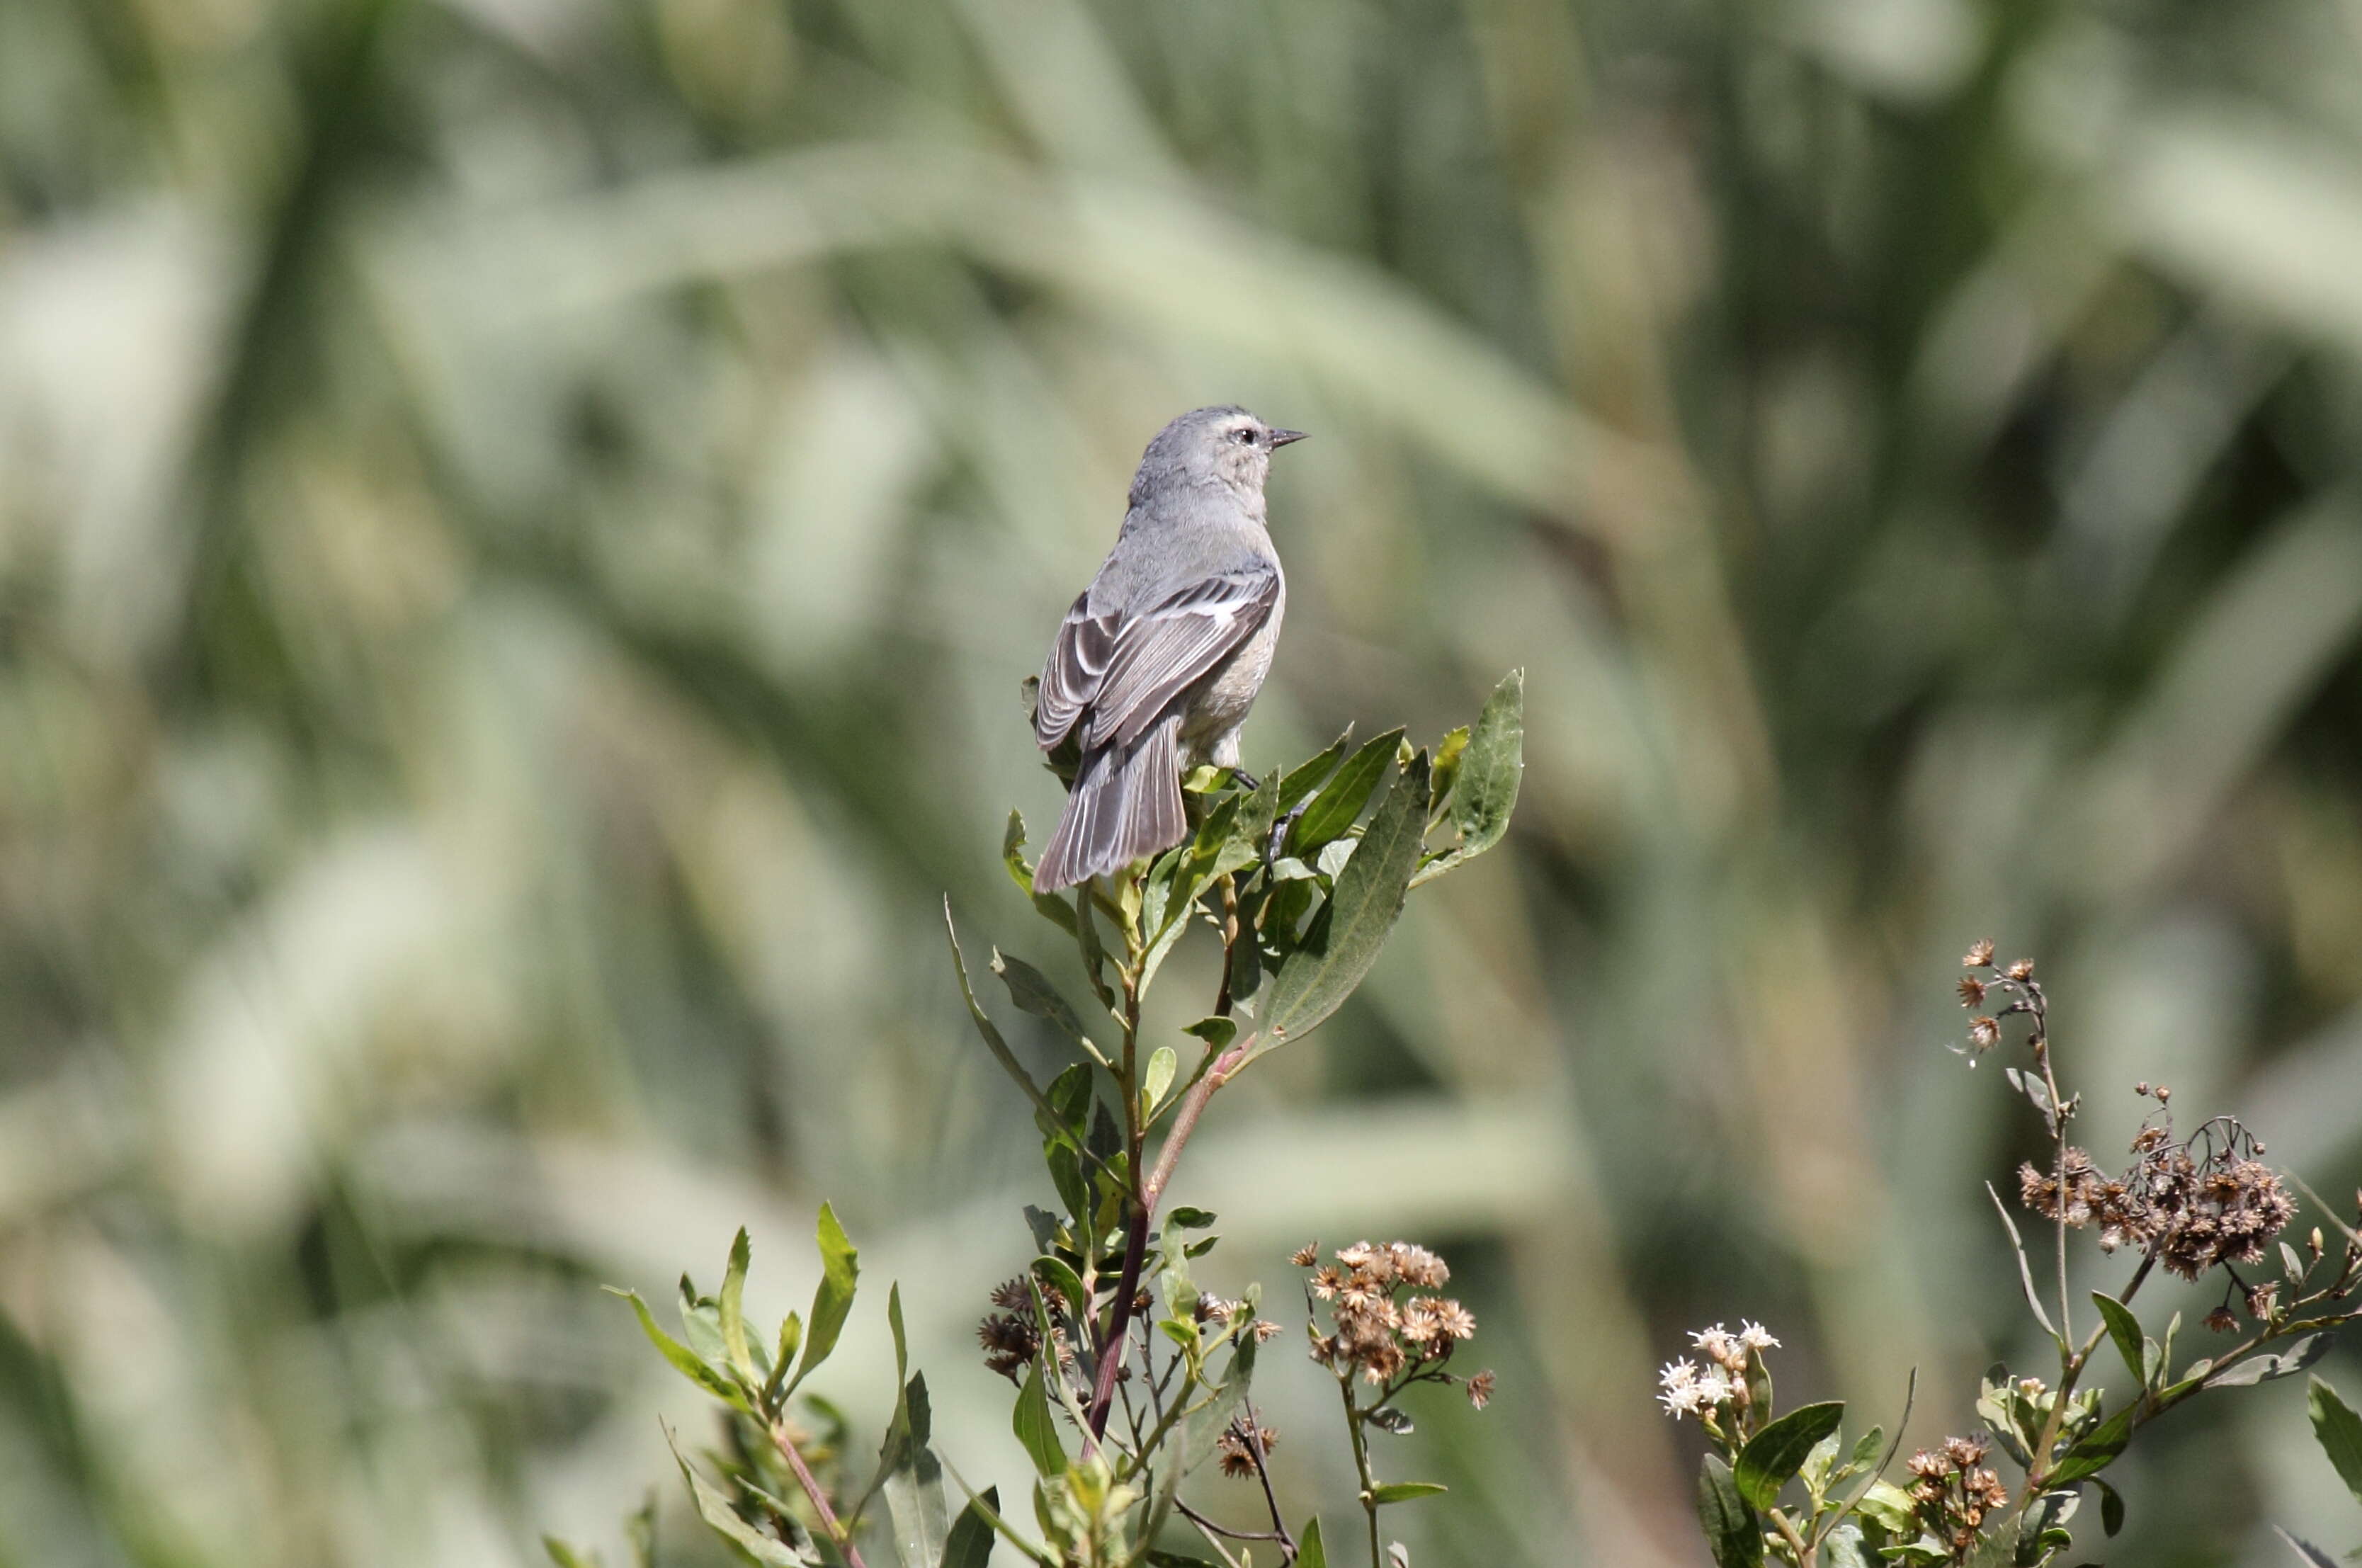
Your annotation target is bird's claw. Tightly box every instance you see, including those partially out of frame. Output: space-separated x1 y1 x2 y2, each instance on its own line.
1264 797 1308 869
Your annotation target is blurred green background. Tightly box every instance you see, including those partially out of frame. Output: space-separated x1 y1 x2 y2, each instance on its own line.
6 0 2362 1562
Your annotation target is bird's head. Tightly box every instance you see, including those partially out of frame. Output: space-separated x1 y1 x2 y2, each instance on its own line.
1132 405 1307 507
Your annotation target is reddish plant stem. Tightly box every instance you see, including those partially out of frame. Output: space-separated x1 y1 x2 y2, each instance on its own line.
1084 1036 1254 1440
769 1419 869 1568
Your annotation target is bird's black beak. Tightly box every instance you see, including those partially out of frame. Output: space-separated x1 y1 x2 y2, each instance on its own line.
1268 428 1309 448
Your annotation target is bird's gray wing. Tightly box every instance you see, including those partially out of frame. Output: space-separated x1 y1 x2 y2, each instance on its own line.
1079 563 1281 751
1035 590 1119 749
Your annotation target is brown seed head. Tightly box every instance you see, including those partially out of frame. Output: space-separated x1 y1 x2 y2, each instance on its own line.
1964 939 1995 967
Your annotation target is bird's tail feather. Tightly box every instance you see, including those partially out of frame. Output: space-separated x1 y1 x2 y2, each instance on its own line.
1033 717 1185 892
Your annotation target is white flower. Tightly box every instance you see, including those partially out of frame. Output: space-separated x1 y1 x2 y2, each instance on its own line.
1659 1358 1700 1391
1739 1321 1780 1351
1696 1371 1734 1407
1691 1323 1736 1357
1659 1382 1705 1419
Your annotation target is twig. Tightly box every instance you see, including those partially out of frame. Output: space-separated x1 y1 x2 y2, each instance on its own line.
1174 1501 1251 1568
1242 1397 1297 1557
768 1419 870 1568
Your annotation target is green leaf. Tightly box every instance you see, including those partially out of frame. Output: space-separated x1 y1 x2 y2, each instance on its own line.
2043 1404 2133 1486
1836 1424 1884 1483
2091 1292 2146 1389
1030 1256 1088 1316
542 1538 601 1568
1166 1206 1217 1229
942 1488 999 1568
1183 1016 1236 1050
1039 1062 1093 1146
2308 1376 2362 1506
1853 1480 1917 1535
881 1393 950 1568
678 1275 727 1365
1696 1455 1763 1568
1013 1360 1066 1477
1368 1482 1446 1504
793 1203 859 1390
2206 1333 2332 1387
1800 1430 1840 1499
946 902 1062 1119
1003 812 1078 936
1734 1401 1844 1510
720 1228 756 1387
1295 1518 1329 1568
1286 728 1404 855
1411 670 1524 886
1276 733 1352 814
608 1288 750 1411
1046 1143 1089 1225
664 1424 820 1566
1985 1183 2060 1341
1822 1523 1870 1568
2094 1477 2125 1537
1255 750 1431 1055
993 953 1098 1057
1226 918 1262 1011
1141 1045 1176 1115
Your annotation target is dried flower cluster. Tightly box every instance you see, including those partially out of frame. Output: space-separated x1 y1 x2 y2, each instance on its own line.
2019 1106 2295 1288
1656 1320 1778 1422
1196 1294 1283 1343
1298 1240 1493 1407
1213 1416 1280 1480
1956 941 2042 1059
1904 1435 2010 1555
977 1276 1081 1381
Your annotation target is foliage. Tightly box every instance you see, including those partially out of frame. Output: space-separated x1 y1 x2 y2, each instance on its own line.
2273 1373 2362 1564
586 684 1520 1567
1670 945 2362 1567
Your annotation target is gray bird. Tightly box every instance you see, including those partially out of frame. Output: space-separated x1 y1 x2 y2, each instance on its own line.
1031 406 1305 892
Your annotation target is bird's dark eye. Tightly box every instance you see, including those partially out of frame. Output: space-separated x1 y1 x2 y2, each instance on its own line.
1234 428 1256 445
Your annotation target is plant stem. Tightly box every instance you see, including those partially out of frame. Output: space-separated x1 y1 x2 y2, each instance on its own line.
1085 912 1152 1452
769 1419 869 1568
1338 1373 1381 1568
1242 1397 1296 1558
1087 874 1254 1443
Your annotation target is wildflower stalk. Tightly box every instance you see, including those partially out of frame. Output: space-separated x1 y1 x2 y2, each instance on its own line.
1339 1371 1382 1568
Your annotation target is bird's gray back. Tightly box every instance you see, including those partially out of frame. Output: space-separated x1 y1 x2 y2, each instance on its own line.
1087 490 1275 618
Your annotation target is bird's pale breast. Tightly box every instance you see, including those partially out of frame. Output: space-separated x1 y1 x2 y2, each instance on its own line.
1181 574 1284 766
